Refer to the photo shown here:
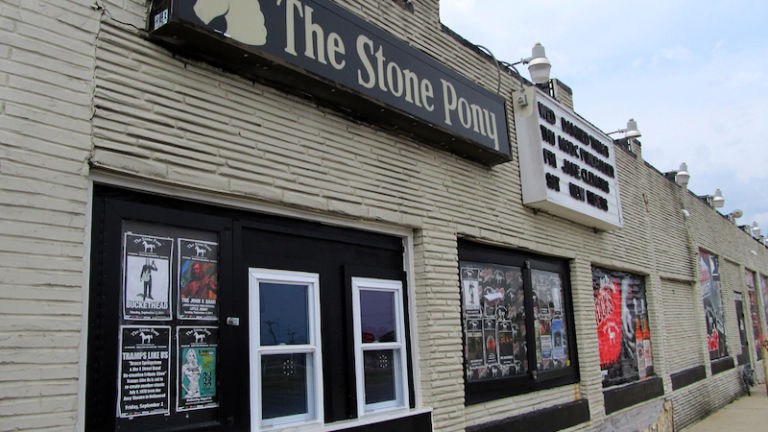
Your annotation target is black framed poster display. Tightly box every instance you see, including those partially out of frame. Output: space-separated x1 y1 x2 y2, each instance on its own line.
117 325 171 418
177 326 219 411
178 239 219 321
123 233 173 320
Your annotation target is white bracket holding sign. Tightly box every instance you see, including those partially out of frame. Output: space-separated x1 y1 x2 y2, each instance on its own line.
514 87 623 231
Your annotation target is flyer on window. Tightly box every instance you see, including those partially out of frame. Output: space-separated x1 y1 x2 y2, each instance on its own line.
117 325 171 418
178 239 218 321
552 319 565 359
461 262 527 382
177 326 218 411
123 233 173 320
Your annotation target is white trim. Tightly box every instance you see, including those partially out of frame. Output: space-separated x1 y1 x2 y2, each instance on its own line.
77 179 94 432
351 278 409 416
403 235 422 409
249 269 323 432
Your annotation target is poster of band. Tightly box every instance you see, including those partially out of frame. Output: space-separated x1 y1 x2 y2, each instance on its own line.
177 327 218 411
531 269 569 371
592 267 653 387
178 239 219 320
123 233 173 320
117 325 171 418
700 250 728 360
745 269 762 359
460 263 527 382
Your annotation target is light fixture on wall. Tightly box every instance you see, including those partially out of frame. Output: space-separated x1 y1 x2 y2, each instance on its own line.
505 43 552 85
665 162 690 188
701 188 725 209
477 42 551 95
607 118 642 139
727 209 743 223
503 42 552 87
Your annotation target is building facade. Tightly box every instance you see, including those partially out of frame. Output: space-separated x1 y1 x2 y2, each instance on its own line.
2 1 768 431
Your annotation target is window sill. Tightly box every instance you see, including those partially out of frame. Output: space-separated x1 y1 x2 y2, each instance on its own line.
325 408 432 431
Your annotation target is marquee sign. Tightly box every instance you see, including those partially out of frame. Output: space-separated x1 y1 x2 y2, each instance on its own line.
513 87 623 230
148 0 511 165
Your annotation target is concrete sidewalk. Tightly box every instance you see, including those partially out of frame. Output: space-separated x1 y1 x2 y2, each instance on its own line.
681 383 768 431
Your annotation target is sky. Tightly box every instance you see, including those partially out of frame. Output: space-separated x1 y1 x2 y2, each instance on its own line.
440 0 768 232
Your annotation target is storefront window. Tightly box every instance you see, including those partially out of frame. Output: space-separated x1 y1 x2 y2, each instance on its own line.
761 275 768 336
700 250 728 360
745 269 762 360
592 267 653 387
458 240 578 404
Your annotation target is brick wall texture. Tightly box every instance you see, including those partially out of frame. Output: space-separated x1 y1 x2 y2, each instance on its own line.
2 1 768 431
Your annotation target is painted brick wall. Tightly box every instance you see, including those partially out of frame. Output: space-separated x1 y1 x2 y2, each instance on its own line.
2 1 768 431
661 279 704 374
0 0 99 430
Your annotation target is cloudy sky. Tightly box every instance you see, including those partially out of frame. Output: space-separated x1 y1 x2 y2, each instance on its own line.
440 0 768 231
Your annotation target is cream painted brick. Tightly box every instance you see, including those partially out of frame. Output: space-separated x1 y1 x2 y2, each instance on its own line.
0 364 79 383
0 411 78 431
90 148 169 178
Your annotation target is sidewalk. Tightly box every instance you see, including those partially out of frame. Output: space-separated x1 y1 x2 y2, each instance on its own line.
681 383 768 431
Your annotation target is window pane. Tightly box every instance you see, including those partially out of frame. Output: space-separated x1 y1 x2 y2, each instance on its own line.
363 349 396 404
360 290 396 343
531 269 569 372
261 353 309 420
260 282 308 345
461 263 527 382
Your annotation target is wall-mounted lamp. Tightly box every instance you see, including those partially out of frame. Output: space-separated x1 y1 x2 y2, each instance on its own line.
701 188 724 209
504 43 552 85
727 209 743 223
607 118 642 139
665 162 690 188
478 42 552 95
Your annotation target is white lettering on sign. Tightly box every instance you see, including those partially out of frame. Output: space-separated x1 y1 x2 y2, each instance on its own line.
441 79 499 149
277 0 499 149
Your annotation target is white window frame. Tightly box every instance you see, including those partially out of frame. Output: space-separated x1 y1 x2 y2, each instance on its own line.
249 268 323 431
351 277 409 416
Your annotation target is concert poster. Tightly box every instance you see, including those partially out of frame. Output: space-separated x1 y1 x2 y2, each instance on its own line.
178 239 219 321
177 326 218 411
123 233 173 320
117 325 171 418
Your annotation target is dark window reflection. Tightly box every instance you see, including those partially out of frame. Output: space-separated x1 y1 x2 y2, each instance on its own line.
261 353 308 419
360 290 395 343
260 282 308 345
363 349 396 404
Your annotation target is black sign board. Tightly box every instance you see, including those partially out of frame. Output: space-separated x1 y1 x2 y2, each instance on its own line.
148 0 511 165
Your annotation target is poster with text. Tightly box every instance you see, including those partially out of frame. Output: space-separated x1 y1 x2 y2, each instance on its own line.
117 325 171 418
761 275 768 337
178 239 218 321
460 262 526 382
177 326 218 411
123 233 173 320
745 269 762 359
593 267 653 387
700 251 727 360
532 269 566 371
552 319 565 360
